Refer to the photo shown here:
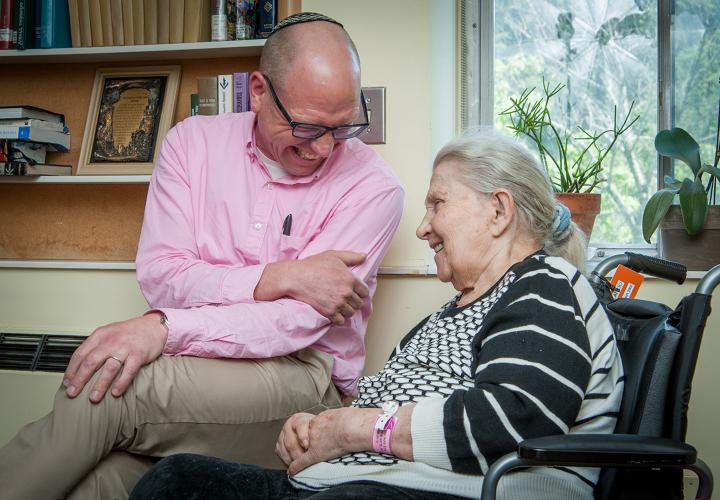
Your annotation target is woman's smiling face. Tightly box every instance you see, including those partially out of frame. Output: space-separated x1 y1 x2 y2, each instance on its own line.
416 160 497 291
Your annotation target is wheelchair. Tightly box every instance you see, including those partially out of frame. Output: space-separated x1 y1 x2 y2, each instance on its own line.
483 252 718 500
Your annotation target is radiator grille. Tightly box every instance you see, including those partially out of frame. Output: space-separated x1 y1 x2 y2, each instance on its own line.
0 333 84 372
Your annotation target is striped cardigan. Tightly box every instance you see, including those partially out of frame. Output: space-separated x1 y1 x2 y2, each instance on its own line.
292 253 624 499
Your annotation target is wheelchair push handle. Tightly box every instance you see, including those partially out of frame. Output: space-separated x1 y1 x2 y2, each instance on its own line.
625 252 687 284
591 252 687 284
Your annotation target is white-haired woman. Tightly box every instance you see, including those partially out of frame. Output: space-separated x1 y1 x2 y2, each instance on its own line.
130 133 623 500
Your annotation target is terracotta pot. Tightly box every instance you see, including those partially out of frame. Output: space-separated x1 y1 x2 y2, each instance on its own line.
556 193 602 239
659 206 720 271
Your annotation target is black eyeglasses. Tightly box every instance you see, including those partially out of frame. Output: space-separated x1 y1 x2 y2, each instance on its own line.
263 74 370 140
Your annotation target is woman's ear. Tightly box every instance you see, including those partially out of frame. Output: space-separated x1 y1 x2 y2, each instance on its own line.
489 189 516 236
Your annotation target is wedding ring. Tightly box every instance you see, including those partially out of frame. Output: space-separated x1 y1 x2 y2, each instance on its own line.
109 355 124 364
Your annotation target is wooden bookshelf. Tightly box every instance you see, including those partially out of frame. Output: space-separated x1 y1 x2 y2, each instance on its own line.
0 40 265 64
0 41 264 261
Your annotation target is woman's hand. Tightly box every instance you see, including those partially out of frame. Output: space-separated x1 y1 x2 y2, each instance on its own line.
277 404 416 475
276 412 315 466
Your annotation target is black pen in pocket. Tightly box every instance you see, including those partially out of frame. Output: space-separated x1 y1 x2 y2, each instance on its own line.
282 214 293 236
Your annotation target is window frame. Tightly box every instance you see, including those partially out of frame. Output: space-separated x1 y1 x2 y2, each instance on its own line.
463 0 680 262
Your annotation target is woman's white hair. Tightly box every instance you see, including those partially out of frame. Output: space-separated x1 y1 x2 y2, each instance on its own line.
433 131 587 272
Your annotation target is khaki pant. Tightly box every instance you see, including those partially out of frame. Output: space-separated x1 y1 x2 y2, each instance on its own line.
0 348 341 500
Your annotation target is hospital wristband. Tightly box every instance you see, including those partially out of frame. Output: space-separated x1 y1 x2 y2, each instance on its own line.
372 401 399 455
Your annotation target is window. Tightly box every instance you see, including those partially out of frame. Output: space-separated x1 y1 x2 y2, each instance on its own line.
460 0 718 248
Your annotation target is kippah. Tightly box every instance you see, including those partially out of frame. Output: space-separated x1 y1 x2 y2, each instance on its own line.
269 12 344 36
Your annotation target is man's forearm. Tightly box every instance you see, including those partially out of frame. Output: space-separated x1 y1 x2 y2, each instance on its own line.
254 260 294 301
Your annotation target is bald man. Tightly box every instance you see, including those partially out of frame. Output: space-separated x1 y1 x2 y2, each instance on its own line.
0 13 404 500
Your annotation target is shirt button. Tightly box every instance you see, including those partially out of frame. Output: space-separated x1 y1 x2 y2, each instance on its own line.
266 183 272 190
253 223 262 230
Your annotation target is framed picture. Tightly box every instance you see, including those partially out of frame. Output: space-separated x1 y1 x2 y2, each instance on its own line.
76 66 181 175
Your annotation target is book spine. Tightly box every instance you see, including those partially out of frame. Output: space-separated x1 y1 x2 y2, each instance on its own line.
217 74 233 114
67 0 81 47
144 0 157 44
110 0 123 45
132 0 143 44
157 0 168 44
190 93 199 116
14 0 28 50
277 0 300 22
233 72 249 112
210 0 226 41
120 0 132 44
226 0 235 40
235 0 254 40
53 0 72 48
168 0 182 43
256 0 275 38
87 0 103 46
77 0 91 45
197 76 218 115
0 0 14 49
99 0 113 46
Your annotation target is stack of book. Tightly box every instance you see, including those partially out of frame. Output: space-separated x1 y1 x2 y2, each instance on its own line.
0 105 72 176
211 0 300 41
190 72 251 116
0 0 72 50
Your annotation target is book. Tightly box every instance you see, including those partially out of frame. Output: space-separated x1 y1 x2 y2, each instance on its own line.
0 161 72 176
190 93 199 116
88 0 103 45
226 0 235 40
197 76 218 115
120 0 132 44
110 0 123 45
0 125 71 152
183 0 209 42
0 0 14 49
7 140 47 164
14 0 35 50
168 0 182 42
144 0 157 44
67 0 81 46
131 0 143 44
0 105 65 123
232 71 249 113
77 0 91 45
277 0 300 22
98 0 112 45
157 0 168 43
210 0 226 41
256 0 276 38
41 0 71 48
217 74 233 113
235 0 254 40
0 118 66 132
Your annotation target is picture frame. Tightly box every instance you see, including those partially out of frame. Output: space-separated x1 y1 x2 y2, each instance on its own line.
76 65 181 175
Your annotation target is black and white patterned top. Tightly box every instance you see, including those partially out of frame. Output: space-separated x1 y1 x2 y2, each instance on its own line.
292 253 624 499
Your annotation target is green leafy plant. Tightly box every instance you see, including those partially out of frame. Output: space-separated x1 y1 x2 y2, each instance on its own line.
500 78 639 193
641 127 720 242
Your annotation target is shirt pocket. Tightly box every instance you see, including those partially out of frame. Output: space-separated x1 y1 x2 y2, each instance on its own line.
278 234 310 261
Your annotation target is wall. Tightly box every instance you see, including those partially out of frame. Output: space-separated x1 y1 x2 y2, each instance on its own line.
1 0 717 484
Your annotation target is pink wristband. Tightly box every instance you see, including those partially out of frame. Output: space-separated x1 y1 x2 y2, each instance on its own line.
372 401 399 455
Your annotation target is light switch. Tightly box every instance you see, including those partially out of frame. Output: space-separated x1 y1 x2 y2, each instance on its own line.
360 87 386 144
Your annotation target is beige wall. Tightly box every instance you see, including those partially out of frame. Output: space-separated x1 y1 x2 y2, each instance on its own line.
0 0 717 486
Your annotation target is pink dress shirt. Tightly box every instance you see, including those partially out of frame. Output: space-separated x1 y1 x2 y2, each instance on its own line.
136 112 404 395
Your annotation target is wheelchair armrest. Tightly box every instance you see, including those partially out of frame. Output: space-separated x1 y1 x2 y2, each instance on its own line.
481 434 713 500
517 433 696 466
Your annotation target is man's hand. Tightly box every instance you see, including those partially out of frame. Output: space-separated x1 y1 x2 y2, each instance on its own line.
256 251 370 325
63 313 168 403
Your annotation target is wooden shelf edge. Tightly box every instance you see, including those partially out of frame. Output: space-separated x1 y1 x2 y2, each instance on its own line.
0 175 151 184
0 40 265 64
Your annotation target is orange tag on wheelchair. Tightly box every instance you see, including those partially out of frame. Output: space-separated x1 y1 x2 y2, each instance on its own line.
609 264 645 299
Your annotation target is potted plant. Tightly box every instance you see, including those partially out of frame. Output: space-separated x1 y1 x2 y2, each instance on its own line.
641 127 720 270
500 78 639 238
